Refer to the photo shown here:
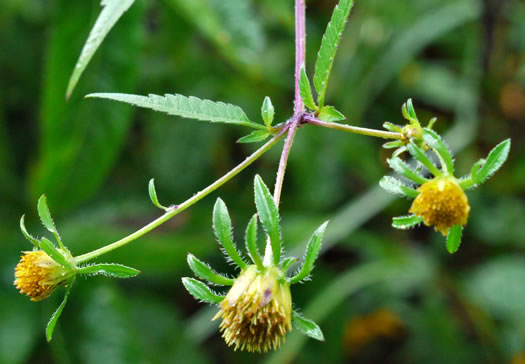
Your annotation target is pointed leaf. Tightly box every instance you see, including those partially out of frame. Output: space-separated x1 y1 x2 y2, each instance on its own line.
37 195 58 235
407 141 442 177
253 175 281 265
392 215 424 230
148 178 168 210
39 238 71 268
87 93 263 129
290 222 328 284
213 198 247 269
314 0 355 107
66 0 135 98
187 254 234 286
281 257 298 276
181 278 225 305
383 141 403 149
237 130 270 144
292 311 325 341
46 287 71 342
383 122 402 132
406 99 418 121
77 263 140 278
299 65 317 111
379 176 419 198
20 215 40 247
261 96 275 127
446 225 463 254
245 214 263 269
473 139 511 185
387 157 429 185
317 106 345 122
422 128 454 174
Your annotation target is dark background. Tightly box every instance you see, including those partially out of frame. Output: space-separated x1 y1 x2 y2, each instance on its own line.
1 0 524 363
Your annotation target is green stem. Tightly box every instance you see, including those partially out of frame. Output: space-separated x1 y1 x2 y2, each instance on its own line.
304 115 403 140
74 130 286 264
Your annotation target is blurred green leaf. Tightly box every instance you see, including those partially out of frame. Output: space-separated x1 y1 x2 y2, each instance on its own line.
213 198 247 269
387 157 429 184
379 176 419 198
148 179 168 211
261 96 275 127
182 278 225 305
291 311 324 341
299 65 317 111
407 141 442 177
446 225 462 254
46 287 70 342
187 253 234 286
392 214 424 230
77 264 140 279
66 0 135 98
254 175 281 265
473 139 511 185
237 130 270 144
290 221 328 284
317 106 345 122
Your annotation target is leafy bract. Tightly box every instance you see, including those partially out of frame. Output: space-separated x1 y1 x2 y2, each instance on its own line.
87 93 263 129
292 311 325 341
66 0 135 98
181 278 224 305
313 0 354 107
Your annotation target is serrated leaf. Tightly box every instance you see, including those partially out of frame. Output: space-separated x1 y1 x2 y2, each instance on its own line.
392 215 424 230
37 195 58 235
213 198 247 269
299 65 317 111
387 158 429 185
46 287 71 342
253 175 281 265
317 106 345 122
187 254 234 286
290 221 328 284
379 176 419 198
422 128 454 174
77 263 140 278
292 311 325 341
182 278 225 305
473 139 511 185
237 130 270 144
407 141 442 177
261 96 275 127
446 225 463 254
314 0 354 107
66 0 135 98
245 214 263 269
20 215 40 247
87 93 263 129
148 178 168 210
39 238 71 268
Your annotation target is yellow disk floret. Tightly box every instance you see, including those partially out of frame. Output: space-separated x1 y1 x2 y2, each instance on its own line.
14 251 70 301
409 176 470 236
213 265 292 353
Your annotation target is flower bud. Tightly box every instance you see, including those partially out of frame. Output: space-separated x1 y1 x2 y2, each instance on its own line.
409 176 470 236
14 251 73 301
213 265 292 352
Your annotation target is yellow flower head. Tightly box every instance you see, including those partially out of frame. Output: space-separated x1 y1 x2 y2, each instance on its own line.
409 176 470 236
14 250 71 301
213 265 292 353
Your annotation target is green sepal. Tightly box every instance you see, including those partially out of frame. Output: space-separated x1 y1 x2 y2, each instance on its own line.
407 141 442 177
261 96 275 127
148 178 168 210
383 122 402 132
402 99 418 123
446 225 463 254
46 285 72 342
39 237 72 269
422 128 454 175
77 263 140 278
181 277 225 305
213 198 247 269
383 141 403 149
290 221 328 284
20 215 40 247
317 106 345 122
387 157 429 185
392 215 424 230
253 175 282 266
379 176 419 198
472 139 511 185
187 254 234 286
237 130 270 144
299 65 317 111
245 214 263 269
292 311 325 341
281 257 298 276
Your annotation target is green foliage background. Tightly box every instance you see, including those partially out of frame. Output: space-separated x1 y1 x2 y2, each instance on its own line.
1 0 524 363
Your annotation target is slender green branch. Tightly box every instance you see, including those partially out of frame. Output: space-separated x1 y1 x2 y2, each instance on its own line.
304 115 403 140
74 129 287 264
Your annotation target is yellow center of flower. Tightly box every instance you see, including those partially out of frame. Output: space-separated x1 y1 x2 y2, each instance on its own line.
409 176 470 236
14 251 67 301
213 265 292 353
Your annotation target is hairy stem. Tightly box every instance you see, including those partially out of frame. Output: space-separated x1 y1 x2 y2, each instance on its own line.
304 115 404 140
74 130 286 264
